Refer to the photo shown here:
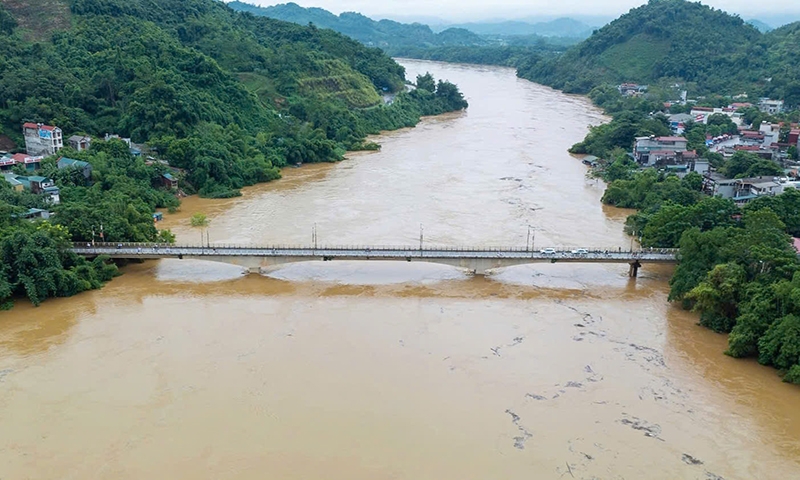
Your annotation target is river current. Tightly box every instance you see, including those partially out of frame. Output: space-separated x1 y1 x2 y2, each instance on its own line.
1 60 798 479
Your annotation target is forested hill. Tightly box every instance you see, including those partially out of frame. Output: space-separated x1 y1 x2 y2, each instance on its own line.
516 0 800 100
0 0 468 198
0 0 469 308
227 1 487 48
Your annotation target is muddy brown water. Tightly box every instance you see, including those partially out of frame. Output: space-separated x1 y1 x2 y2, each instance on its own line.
1 60 799 479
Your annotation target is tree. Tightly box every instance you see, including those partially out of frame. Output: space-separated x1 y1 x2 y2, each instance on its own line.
416 73 436 93
687 262 747 332
190 212 210 246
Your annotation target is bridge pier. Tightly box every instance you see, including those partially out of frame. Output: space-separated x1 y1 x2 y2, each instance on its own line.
247 266 262 275
628 261 642 278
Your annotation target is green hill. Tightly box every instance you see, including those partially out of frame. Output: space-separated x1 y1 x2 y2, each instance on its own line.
0 0 467 198
517 0 768 94
228 1 486 48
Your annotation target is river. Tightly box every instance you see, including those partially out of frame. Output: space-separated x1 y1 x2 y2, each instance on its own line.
1 60 799 479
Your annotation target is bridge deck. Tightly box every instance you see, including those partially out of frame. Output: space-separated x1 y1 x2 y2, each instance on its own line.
71 243 678 263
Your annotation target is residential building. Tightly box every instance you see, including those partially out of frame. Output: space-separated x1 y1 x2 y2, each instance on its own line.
161 172 178 189
57 157 93 179
668 113 694 134
758 123 781 145
67 135 92 151
664 160 710 177
23 123 63 156
15 175 60 204
689 106 742 125
759 98 784 115
634 136 688 164
104 133 132 147
2 173 23 192
21 208 51 220
789 129 800 147
703 172 738 198
732 176 784 204
618 83 648 96
0 153 42 171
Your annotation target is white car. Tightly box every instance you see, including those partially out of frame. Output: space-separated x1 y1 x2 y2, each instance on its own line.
540 248 557 254
571 248 589 255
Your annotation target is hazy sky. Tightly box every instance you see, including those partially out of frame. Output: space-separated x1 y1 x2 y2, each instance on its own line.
232 0 800 22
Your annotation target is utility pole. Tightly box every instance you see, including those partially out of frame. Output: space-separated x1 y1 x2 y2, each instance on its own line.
206 229 210 248
91 226 96 246
313 223 317 250
531 228 535 252
100 223 104 244
419 224 424 252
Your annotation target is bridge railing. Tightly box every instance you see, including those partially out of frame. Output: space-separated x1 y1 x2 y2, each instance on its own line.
72 242 679 255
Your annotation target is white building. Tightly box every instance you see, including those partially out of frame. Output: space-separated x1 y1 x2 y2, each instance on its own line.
759 99 784 115
23 123 63 156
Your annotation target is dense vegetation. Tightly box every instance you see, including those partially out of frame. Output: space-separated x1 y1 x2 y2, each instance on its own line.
517 0 800 102
0 0 468 199
0 0 469 308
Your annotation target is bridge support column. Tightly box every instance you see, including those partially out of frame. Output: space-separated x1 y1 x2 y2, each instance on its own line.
628 261 642 278
246 266 262 275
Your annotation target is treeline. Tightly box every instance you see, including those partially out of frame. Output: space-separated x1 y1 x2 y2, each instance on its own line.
0 0 468 198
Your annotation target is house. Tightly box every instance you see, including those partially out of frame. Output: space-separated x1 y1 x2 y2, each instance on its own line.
57 157 93 179
67 135 92 151
21 208 51 220
732 176 784 204
15 175 60 204
634 136 689 164
618 83 647 96
104 133 132 147
2 173 23 192
733 145 776 160
161 172 178 189
789 129 800 147
668 113 694 134
23 123 63 156
759 98 784 115
0 153 42 171
703 172 738 198
664 159 710 177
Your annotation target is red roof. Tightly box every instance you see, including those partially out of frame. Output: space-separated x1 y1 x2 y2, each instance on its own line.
656 136 686 142
692 107 714 112
735 145 762 151
793 238 800 253
22 122 38 129
39 125 56 131
650 150 677 156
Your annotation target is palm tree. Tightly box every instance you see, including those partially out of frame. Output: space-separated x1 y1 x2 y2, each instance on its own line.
190 212 210 246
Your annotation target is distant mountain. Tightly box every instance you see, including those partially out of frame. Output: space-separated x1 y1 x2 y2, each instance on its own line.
228 2 486 48
746 19 773 33
434 18 595 39
517 0 766 94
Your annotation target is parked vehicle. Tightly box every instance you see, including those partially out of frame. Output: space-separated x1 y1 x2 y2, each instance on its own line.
571 248 589 255
540 248 557 254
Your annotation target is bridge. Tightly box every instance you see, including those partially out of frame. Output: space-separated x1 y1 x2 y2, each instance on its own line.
72 243 678 277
